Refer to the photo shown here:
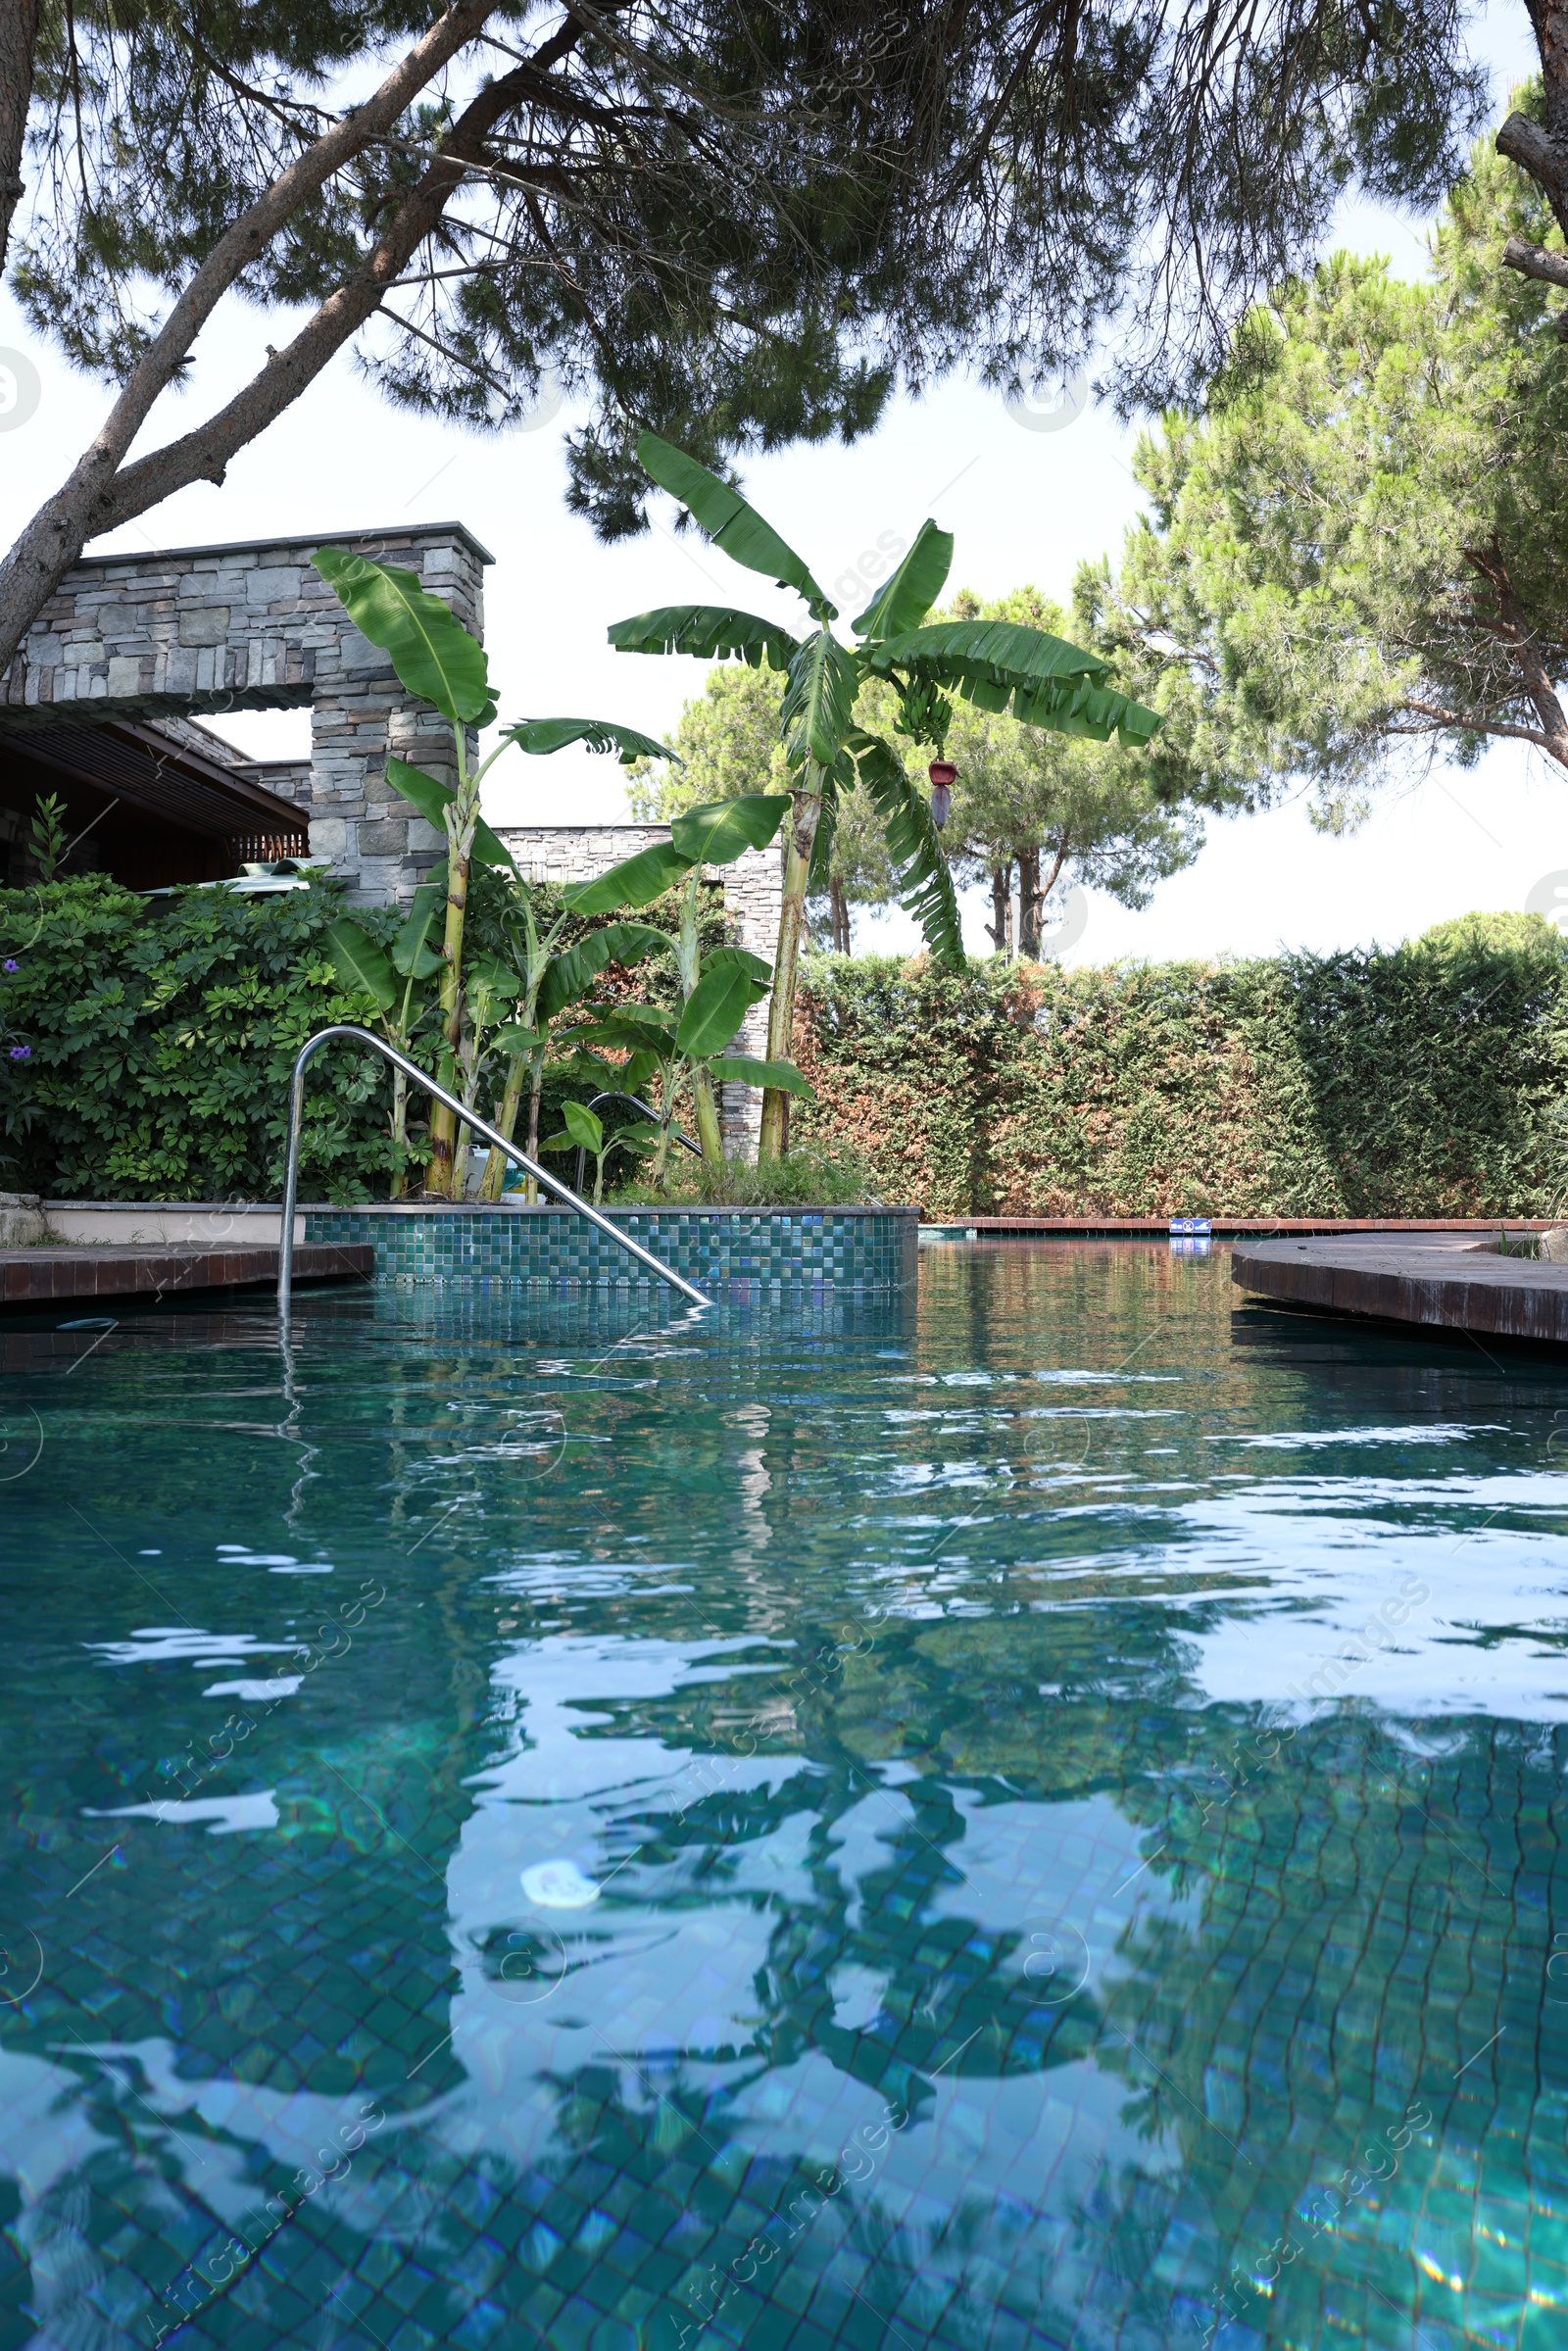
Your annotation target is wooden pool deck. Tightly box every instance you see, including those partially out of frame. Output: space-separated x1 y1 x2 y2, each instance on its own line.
1231 1232 1568 1347
0 1240 370 1310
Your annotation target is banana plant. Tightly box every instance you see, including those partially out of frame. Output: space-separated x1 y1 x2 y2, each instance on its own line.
608 435 1162 1154
313 547 672 1196
562 793 811 1178
324 886 444 1196
475 897 671 1204
450 950 522 1183
540 1099 642 1205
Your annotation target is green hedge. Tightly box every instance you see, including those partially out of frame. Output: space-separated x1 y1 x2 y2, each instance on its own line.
0 872 724 1202
6 880 1564 1213
794 915 1568 1218
0 875 404 1200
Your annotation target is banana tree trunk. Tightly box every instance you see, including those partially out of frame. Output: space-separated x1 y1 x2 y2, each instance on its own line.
693 1066 725 1170
759 767 823 1159
479 1050 527 1203
524 1058 546 1204
425 783 478 1195
389 1062 409 1200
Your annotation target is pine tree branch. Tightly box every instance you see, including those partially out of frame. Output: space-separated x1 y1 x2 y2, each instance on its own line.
1458 539 1568 765
1501 231 1568 289
1498 111 1568 240
0 0 501 671
1394 697 1565 763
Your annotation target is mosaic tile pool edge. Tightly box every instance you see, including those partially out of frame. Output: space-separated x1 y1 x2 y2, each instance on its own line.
301 1203 919 1291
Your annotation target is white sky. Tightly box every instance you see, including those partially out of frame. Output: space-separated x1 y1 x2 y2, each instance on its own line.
0 3 1551 963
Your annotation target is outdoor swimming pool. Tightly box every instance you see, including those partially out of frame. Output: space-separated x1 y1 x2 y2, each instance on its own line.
2 1241 1566 2350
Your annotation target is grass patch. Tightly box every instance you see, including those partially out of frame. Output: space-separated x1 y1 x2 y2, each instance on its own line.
608 1140 878 1208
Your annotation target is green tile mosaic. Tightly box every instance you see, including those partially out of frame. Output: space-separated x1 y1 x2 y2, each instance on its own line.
300 1205 918 1293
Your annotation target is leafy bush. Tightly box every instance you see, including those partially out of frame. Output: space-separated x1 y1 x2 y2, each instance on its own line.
0 876 399 1200
795 922 1568 1218
609 1138 875 1206
0 871 726 1203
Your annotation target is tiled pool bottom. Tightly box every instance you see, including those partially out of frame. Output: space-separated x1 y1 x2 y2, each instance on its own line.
5 1247 1568 2351
302 1202 918 1293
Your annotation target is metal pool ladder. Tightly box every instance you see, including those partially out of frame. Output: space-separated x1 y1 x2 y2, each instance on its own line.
276 1025 710 1313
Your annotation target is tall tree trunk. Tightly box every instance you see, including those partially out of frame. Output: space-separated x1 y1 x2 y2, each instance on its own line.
760 767 823 1159
1016 845 1043 957
0 0 40 272
986 862 1013 955
0 0 520 671
830 877 851 954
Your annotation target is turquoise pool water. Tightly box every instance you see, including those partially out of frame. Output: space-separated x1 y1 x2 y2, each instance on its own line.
3 1242 1568 2351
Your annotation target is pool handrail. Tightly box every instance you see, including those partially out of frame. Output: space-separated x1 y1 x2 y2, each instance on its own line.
277 1024 710 1314
573 1091 702 1196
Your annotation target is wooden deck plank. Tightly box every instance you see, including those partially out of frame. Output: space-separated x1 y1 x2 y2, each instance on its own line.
0 1243 370 1307
1232 1234 1568 1346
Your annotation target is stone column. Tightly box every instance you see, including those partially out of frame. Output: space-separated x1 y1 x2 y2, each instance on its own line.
498 823 785 1160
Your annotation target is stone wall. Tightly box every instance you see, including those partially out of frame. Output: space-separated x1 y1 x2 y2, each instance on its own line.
0 522 490 903
502 825 784 1155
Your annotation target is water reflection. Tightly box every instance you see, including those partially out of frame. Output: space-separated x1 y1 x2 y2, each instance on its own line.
0 1246 1565 2348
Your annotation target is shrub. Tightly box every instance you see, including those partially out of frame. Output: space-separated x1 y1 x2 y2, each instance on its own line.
0 875 398 1200
794 927 1568 1218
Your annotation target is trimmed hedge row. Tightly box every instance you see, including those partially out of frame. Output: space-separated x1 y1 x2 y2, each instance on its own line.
5 879 1564 1215
793 917 1568 1218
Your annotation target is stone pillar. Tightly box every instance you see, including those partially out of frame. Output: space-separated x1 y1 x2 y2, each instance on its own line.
499 824 784 1158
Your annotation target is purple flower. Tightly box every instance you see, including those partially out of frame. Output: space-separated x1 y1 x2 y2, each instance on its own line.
8 1044 28 1060
2 959 16 973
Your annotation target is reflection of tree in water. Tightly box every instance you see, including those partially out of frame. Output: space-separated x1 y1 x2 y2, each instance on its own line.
7 1263 1568 2348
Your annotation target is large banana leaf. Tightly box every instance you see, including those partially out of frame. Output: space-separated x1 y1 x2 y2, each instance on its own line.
851 520 954 640
386 758 516 869
699 944 772 988
675 959 758 1057
562 840 690 915
710 1054 814 1097
502 717 674 765
782 630 859 772
636 433 836 619
866 618 1160 744
848 729 964 969
1020 676 1164 746
571 1005 679 1053
807 750 853 891
324 917 397 1010
535 920 670 1024
609 605 800 671
669 794 790 867
391 883 444 980
313 550 495 726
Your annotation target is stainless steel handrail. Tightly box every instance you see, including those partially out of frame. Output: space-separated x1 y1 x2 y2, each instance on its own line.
277 1025 710 1314
573 1091 702 1196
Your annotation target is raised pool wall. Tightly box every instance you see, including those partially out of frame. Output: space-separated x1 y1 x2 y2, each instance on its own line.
301 1203 917 1293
